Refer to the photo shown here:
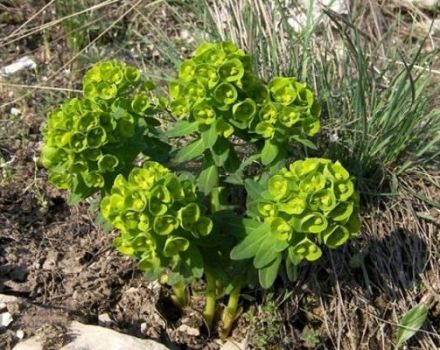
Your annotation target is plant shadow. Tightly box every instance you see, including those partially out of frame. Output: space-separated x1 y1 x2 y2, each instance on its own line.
302 227 429 301
270 227 431 348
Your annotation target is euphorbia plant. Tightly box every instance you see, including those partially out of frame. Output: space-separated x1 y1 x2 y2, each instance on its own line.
40 42 361 338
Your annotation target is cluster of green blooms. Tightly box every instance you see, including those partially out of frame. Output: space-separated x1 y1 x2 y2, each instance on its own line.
41 60 159 201
169 41 257 129
231 158 360 288
100 161 213 282
167 41 321 169
253 78 321 164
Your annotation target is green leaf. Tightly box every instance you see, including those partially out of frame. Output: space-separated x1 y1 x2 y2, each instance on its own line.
224 172 243 185
165 120 199 138
176 139 206 162
245 179 265 202
224 146 240 173
197 158 219 195
254 235 287 268
261 140 279 165
285 258 299 282
202 123 218 148
291 135 317 150
181 246 204 278
254 236 278 268
258 254 282 289
230 222 270 260
211 138 230 166
226 154 260 185
395 304 428 348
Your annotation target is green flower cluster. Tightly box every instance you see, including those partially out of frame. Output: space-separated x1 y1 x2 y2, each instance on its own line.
167 41 321 168
169 41 258 131
41 60 157 201
254 77 321 143
82 60 148 103
100 161 213 279
231 158 360 288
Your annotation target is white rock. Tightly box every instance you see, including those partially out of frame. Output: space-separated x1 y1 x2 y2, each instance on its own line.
10 107 21 116
16 329 25 339
0 302 6 312
176 324 200 337
180 29 191 40
140 322 148 334
220 339 247 350
98 313 114 326
0 294 19 304
13 335 44 350
147 281 161 290
0 56 36 77
0 312 13 328
60 321 169 350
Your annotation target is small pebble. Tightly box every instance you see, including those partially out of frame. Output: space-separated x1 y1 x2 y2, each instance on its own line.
0 312 13 329
10 107 21 116
98 313 113 326
140 322 147 334
16 329 24 339
176 324 200 337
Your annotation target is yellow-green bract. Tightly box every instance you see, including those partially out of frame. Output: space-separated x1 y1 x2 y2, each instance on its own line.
100 161 212 283
231 158 360 288
40 60 158 202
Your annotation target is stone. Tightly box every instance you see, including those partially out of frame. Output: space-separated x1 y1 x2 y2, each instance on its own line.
0 302 6 312
0 56 37 77
12 335 44 350
140 322 148 334
0 294 19 304
16 329 25 339
10 108 21 116
98 313 114 326
176 324 200 337
60 321 169 350
0 312 13 329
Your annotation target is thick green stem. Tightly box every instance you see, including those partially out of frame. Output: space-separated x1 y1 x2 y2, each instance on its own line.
171 280 188 309
220 285 241 339
203 272 217 330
